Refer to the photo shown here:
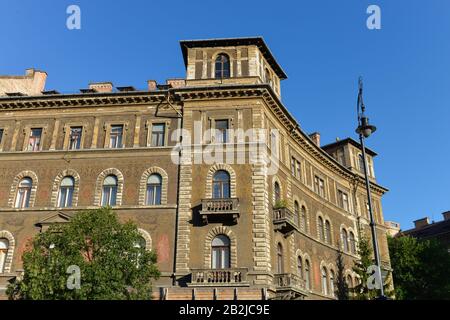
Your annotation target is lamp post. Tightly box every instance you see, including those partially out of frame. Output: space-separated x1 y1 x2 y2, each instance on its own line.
355 77 385 299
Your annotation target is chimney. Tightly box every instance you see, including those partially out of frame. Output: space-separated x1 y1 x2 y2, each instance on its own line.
166 79 186 88
147 80 157 91
442 211 450 221
414 217 430 229
88 82 113 93
309 132 321 146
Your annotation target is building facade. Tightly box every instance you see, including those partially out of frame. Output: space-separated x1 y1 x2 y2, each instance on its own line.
0 37 391 300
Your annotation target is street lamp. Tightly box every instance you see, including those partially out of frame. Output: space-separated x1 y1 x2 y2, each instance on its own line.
355 77 385 299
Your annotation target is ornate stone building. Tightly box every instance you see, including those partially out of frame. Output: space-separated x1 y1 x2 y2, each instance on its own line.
0 37 391 300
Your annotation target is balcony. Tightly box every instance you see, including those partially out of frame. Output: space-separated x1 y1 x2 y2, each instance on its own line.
189 268 249 287
274 273 307 300
272 207 297 235
199 198 240 224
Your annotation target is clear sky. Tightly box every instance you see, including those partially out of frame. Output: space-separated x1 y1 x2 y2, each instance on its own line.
1 0 449 229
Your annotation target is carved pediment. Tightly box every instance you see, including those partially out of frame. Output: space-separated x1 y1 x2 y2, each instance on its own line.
35 211 73 231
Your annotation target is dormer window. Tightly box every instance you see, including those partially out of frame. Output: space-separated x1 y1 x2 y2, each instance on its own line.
265 68 272 86
215 54 230 79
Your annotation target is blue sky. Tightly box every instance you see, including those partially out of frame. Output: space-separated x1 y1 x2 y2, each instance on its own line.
1 0 449 229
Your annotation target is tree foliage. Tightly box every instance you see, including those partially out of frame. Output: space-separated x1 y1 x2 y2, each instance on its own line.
335 250 349 300
7 207 160 300
352 234 392 300
388 235 450 300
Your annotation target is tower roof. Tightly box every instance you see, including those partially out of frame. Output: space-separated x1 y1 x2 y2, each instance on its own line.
180 37 288 80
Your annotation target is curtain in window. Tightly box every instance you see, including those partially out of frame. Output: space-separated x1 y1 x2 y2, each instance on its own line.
212 170 230 199
211 235 230 269
146 174 162 205
58 176 74 207
102 175 118 206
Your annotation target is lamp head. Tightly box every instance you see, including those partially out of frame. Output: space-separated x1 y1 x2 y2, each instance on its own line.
356 115 377 138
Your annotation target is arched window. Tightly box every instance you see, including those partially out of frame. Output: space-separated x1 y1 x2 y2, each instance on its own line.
342 229 349 252
325 220 332 244
301 206 307 232
15 177 32 208
211 235 230 269
297 256 303 279
277 243 284 274
102 175 118 206
318 217 324 241
349 231 356 254
274 182 281 203
294 201 300 226
0 239 9 273
215 54 230 79
146 174 162 205
321 267 328 295
330 269 335 297
347 274 353 289
212 170 230 199
305 259 311 290
58 176 74 208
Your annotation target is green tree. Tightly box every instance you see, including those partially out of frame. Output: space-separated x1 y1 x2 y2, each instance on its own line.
352 234 392 299
335 250 349 300
388 236 450 300
7 207 160 300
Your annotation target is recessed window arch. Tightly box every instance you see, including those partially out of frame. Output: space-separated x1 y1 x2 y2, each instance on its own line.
329 269 336 297
321 266 328 295
325 220 332 244
305 259 311 290
349 231 356 254
297 255 303 279
318 216 325 241
274 182 281 204
213 170 231 199
51 169 80 207
0 231 15 273
265 68 273 86
58 176 75 208
211 234 230 269
347 274 353 289
95 168 124 206
102 175 118 206
277 243 284 274
341 228 349 252
294 201 300 226
146 174 162 205
215 53 230 79
15 177 32 208
301 205 308 233
0 238 9 273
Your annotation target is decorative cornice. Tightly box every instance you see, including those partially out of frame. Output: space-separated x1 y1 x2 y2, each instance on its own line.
0 84 388 194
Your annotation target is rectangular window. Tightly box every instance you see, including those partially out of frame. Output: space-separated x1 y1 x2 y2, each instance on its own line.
296 160 301 179
314 176 325 197
291 157 296 176
151 123 166 147
109 125 123 148
69 127 82 150
291 157 301 179
215 119 228 143
338 190 349 212
337 149 345 166
0 129 3 146
27 128 42 151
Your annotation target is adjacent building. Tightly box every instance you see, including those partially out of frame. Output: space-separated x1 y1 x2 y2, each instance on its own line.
398 212 450 252
0 37 391 300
